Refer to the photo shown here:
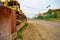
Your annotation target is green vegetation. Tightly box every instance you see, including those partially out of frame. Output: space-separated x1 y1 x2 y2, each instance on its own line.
17 23 28 39
35 9 60 21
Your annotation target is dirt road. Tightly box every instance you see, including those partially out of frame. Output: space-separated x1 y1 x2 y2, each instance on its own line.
22 20 60 40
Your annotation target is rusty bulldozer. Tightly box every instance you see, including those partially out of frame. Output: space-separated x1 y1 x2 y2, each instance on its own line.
0 0 27 40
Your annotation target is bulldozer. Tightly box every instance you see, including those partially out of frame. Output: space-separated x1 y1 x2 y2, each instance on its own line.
0 0 27 40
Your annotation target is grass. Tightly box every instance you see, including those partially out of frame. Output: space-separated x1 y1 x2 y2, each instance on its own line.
17 23 28 39
45 18 60 21
35 17 60 21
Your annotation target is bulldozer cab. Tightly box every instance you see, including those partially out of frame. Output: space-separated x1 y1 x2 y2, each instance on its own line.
0 0 19 11
8 1 20 8
2 0 20 11
8 1 20 11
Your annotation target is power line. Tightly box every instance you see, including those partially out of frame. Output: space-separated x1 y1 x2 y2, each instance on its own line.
20 5 49 14
21 5 39 10
21 5 46 11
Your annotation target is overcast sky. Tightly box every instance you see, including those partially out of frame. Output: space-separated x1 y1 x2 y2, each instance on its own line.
18 0 60 18
2 0 60 18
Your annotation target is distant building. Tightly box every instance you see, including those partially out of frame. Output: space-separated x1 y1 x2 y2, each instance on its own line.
47 9 60 18
35 9 60 19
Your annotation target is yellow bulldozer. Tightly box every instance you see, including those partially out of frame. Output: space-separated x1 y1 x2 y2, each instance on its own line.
0 0 27 40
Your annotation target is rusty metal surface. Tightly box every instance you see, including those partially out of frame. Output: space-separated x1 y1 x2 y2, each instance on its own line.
0 6 16 40
0 6 27 40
